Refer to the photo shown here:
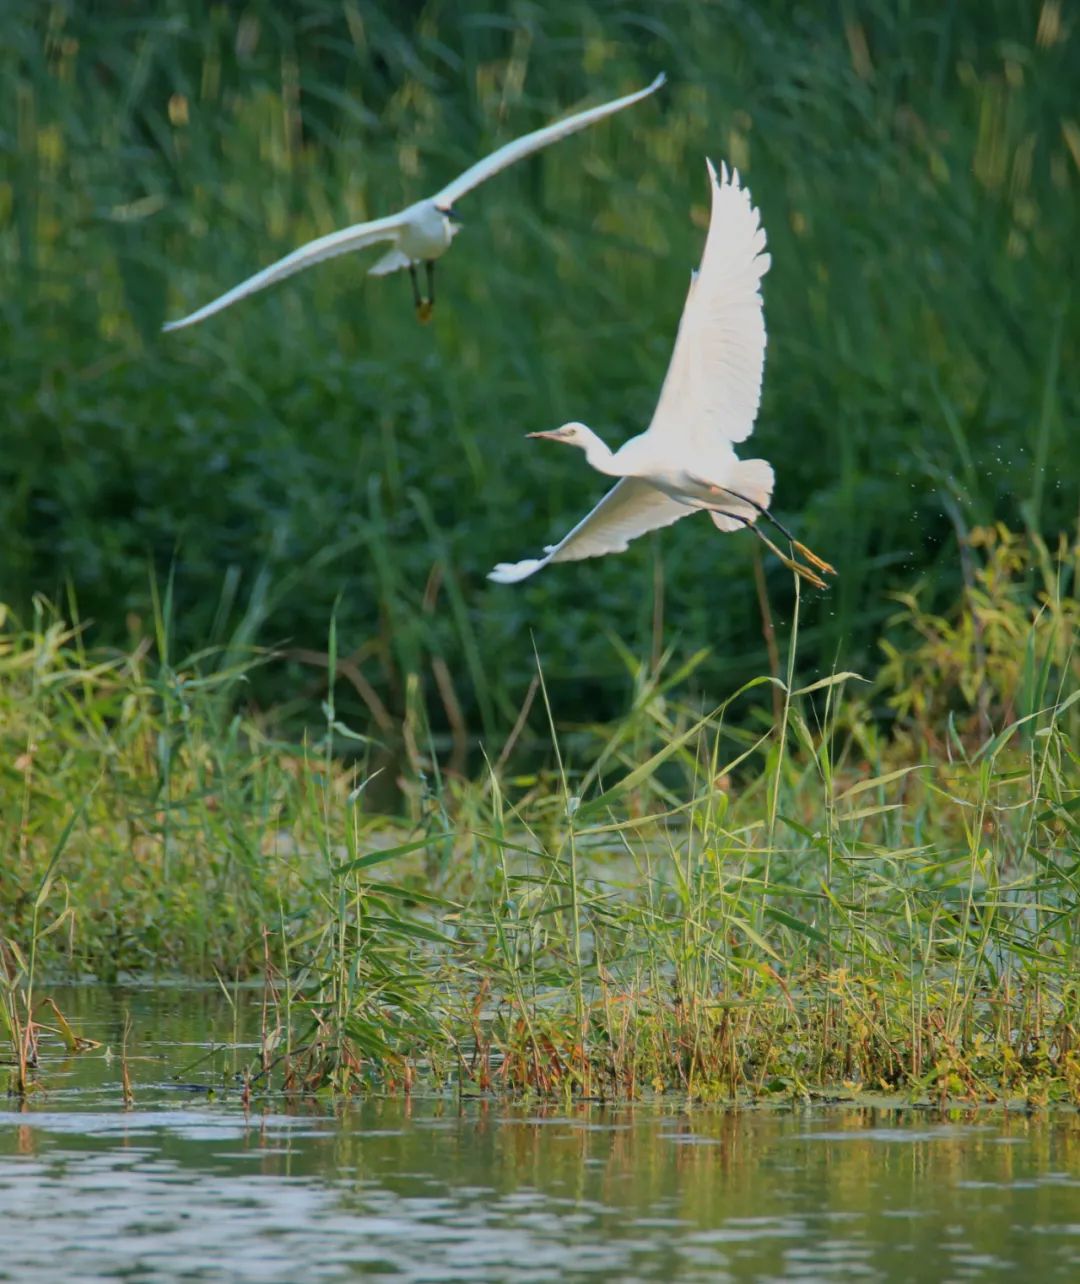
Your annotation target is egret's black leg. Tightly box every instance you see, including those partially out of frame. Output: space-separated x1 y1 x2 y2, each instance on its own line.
408 263 423 311
711 508 829 590
415 261 435 324
708 484 836 577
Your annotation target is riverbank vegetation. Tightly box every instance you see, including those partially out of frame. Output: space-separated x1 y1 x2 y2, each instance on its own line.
3 2 1077 1102
4 526 1078 1103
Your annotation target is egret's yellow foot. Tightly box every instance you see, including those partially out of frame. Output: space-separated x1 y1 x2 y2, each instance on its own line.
792 540 836 577
416 299 434 325
782 556 828 591
756 530 829 590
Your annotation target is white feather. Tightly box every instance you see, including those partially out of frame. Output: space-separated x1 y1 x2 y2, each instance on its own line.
433 74 666 208
488 479 687 582
164 75 665 331
491 160 790 583
162 213 407 332
646 159 770 449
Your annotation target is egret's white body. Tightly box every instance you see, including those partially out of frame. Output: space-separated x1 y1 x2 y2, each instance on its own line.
163 74 665 332
489 159 833 587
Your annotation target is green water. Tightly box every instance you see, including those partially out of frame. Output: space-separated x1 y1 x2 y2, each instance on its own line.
1 988 1077 1282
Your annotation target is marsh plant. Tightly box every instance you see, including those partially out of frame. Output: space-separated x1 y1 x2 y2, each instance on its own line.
3 1 1076 728
2 528 1077 1102
2 0 1077 1102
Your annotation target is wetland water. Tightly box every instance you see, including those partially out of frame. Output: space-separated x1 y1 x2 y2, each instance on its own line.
1 988 1077 1282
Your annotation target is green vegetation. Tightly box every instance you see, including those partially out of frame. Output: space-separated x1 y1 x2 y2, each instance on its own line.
2 4 1077 1100
3 528 1078 1102
4 1 1077 729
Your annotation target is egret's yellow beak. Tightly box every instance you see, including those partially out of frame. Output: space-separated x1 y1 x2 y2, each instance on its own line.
527 430 561 441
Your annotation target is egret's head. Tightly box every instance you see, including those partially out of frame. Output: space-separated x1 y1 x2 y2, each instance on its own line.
527 421 592 450
431 201 462 241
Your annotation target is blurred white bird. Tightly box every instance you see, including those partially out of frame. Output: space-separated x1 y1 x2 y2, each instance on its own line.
489 159 834 589
163 74 665 331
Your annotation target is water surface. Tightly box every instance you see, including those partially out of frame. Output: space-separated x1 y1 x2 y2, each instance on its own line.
1 987 1076 1282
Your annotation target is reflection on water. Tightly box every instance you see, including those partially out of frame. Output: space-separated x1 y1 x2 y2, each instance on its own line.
0 987 1076 1282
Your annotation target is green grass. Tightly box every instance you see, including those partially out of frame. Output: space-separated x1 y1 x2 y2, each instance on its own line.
2 1 1077 734
3 2 1078 1103
3 527 1078 1103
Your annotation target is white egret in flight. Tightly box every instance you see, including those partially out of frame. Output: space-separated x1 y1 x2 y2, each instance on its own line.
489 160 834 588
163 74 665 331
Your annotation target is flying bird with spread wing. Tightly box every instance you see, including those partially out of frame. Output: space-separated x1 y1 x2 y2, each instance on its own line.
489 160 834 588
163 74 665 331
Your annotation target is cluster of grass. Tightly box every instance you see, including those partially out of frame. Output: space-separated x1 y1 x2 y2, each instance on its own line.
4 1 1078 1102
3 1 1077 732
4 526 1078 1102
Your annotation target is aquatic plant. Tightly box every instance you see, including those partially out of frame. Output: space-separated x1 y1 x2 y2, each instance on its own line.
2 528 1077 1103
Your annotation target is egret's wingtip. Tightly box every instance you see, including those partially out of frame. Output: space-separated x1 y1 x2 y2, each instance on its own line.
488 558 543 584
650 71 667 91
704 157 742 189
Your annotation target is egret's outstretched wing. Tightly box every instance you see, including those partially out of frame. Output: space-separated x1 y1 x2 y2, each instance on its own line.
433 73 665 209
647 159 770 447
489 477 687 583
162 212 406 332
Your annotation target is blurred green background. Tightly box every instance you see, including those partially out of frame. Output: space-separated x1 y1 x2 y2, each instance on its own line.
3 0 1077 742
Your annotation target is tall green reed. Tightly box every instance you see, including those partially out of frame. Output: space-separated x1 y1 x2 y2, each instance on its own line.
3 1 1075 737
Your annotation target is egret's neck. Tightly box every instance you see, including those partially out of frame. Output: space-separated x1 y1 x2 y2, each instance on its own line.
580 429 618 475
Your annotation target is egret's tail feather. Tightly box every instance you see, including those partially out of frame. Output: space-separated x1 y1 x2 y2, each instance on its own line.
707 458 775 532
488 558 546 584
368 247 411 276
